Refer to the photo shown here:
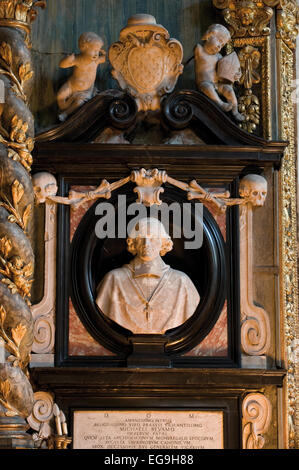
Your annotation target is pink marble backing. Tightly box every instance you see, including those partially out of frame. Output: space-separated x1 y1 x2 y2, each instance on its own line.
68 185 228 357
69 298 115 356
68 186 115 356
184 191 228 357
185 303 227 357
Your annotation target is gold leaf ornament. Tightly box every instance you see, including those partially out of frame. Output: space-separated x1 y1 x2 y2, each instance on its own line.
0 304 6 325
1 278 18 295
19 62 33 84
22 204 31 229
0 236 12 258
11 323 26 348
11 179 24 207
0 379 10 400
0 42 12 66
7 214 17 224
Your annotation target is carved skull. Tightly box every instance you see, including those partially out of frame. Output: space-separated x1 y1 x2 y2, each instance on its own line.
32 172 58 205
239 174 267 206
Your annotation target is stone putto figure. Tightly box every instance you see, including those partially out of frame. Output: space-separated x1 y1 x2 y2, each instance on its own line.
57 32 106 122
194 23 244 122
95 217 200 334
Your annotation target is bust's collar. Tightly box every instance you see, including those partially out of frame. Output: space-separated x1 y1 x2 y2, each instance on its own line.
129 256 169 278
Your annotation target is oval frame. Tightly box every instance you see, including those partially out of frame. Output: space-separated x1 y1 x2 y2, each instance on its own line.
70 187 227 357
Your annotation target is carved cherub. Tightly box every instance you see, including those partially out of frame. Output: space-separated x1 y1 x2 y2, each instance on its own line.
194 23 245 122
57 32 106 122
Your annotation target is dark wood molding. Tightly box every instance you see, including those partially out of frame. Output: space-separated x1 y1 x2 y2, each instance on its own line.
33 142 285 178
31 367 286 392
33 365 268 450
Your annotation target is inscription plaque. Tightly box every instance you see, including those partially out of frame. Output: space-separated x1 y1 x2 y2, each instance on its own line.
73 410 224 449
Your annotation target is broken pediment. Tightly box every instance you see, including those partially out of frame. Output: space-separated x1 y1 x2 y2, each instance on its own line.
35 88 287 165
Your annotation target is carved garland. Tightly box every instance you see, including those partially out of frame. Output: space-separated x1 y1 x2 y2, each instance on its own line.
229 34 271 139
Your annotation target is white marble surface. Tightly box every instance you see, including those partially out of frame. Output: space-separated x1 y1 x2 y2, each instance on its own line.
73 410 224 449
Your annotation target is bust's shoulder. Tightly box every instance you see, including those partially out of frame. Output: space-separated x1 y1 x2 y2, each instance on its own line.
169 268 193 283
102 265 131 281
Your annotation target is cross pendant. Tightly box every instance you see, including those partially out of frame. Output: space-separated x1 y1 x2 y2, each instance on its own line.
145 302 150 321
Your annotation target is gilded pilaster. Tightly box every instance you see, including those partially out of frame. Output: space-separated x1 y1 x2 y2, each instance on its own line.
0 0 45 448
267 0 299 449
213 0 273 138
277 37 298 449
213 0 299 448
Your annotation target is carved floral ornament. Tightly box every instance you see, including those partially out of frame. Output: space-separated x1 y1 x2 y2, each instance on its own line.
212 0 299 47
237 45 261 133
33 169 268 213
212 0 274 37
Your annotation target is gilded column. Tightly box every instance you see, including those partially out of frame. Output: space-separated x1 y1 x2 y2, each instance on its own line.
0 0 45 448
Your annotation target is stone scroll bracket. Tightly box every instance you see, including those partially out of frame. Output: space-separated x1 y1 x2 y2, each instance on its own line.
27 391 72 449
30 172 58 367
242 392 272 449
239 174 271 368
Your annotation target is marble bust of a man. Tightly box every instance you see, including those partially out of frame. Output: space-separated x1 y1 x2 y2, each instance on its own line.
95 217 200 334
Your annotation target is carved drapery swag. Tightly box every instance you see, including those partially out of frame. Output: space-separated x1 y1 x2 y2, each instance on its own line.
0 0 45 446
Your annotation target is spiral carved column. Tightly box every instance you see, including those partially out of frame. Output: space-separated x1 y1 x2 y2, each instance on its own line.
0 0 45 448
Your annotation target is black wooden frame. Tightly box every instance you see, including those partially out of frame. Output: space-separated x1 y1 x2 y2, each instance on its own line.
54 173 240 368
69 186 231 356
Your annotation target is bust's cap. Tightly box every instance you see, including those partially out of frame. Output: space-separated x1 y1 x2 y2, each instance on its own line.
128 217 170 240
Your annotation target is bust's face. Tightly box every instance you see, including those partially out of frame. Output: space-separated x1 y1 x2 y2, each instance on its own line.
134 235 163 262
